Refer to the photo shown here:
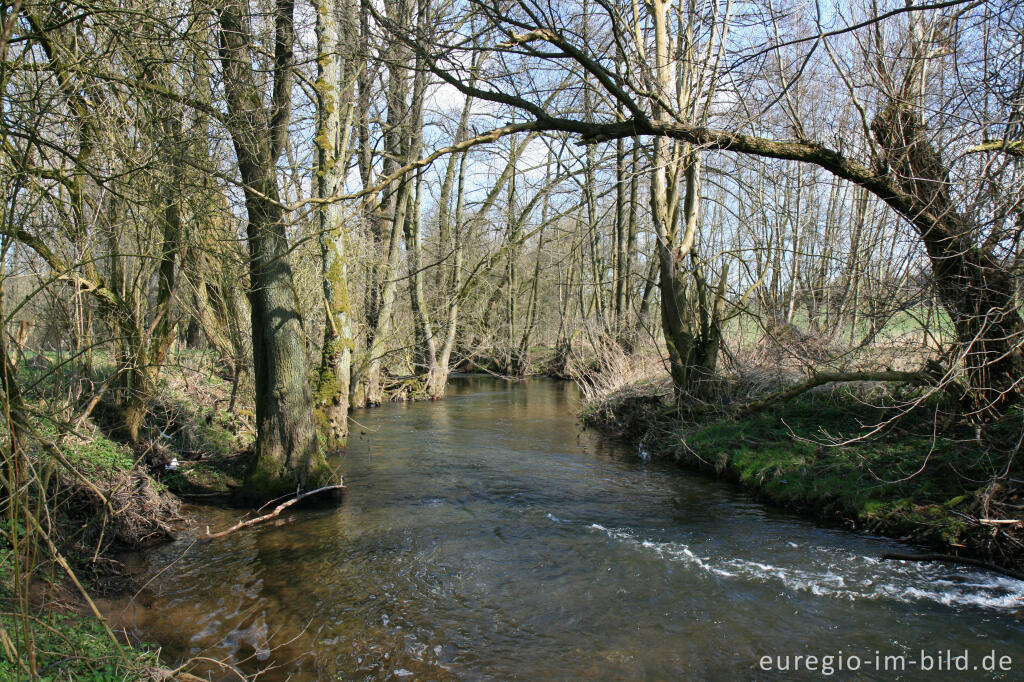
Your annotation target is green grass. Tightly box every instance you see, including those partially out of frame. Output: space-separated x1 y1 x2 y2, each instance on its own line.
0 611 156 681
195 406 245 458
721 305 954 345
30 417 136 476
593 390 1020 551
677 399 985 544
149 388 250 497
64 435 135 475
149 382 253 459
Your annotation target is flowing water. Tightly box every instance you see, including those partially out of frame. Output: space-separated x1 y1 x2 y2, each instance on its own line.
107 377 1024 680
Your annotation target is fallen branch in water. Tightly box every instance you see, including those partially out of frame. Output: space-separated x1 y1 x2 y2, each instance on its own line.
881 552 1024 582
205 483 345 539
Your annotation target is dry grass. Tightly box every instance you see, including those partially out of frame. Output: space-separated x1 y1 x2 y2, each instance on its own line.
566 336 667 404
574 321 952 432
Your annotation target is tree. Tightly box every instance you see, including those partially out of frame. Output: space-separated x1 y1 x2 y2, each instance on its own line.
390 0 1024 416
314 0 357 445
351 0 427 406
215 0 334 498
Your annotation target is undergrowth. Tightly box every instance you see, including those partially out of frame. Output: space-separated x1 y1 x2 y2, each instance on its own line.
1 350 250 679
0 611 155 681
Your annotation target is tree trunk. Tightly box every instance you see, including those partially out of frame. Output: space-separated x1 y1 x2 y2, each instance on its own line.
614 136 629 336
430 84 476 398
406 172 442 395
352 0 423 405
314 0 355 446
217 0 333 501
122 107 187 443
872 106 1024 417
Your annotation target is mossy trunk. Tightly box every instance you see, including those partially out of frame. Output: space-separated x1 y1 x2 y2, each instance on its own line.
317 264 353 446
314 0 354 446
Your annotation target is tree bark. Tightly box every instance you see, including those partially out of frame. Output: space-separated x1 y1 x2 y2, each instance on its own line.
217 0 333 501
871 106 1024 417
314 0 355 446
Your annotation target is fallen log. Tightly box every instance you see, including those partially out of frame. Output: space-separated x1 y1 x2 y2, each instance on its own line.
742 370 924 413
881 551 1024 582
205 483 345 539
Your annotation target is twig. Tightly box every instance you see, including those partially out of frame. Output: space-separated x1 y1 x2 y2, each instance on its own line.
205 484 345 539
169 656 249 681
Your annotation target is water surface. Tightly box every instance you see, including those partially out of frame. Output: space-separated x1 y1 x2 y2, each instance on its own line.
109 377 1024 679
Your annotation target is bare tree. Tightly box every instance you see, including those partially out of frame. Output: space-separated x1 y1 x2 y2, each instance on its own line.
387 0 1024 416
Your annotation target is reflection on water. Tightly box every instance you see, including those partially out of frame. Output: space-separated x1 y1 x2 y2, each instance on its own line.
105 377 1024 680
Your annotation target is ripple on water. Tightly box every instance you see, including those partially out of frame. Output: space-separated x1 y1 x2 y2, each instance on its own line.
115 379 1024 680
586 521 1024 610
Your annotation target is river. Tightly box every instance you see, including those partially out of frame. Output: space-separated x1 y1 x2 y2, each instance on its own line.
106 376 1024 680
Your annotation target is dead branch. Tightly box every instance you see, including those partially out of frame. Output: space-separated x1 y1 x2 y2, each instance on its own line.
742 370 924 413
205 484 345 539
881 551 1024 582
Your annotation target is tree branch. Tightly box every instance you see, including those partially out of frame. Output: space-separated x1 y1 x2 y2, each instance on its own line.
205 483 345 538
882 551 1024 582
743 370 925 412
966 140 1024 157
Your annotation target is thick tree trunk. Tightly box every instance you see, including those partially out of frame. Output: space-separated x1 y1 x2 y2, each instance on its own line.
242 188 332 498
872 107 1024 416
217 0 333 501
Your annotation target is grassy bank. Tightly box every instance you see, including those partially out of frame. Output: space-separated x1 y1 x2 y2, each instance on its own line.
0 414 180 679
1 351 256 679
0 608 155 680
583 385 1024 570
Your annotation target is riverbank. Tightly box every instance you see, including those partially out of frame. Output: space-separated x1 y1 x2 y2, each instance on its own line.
83 377 1024 678
0 350 250 678
582 382 1024 573
0 433 187 679
2 351 575 677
